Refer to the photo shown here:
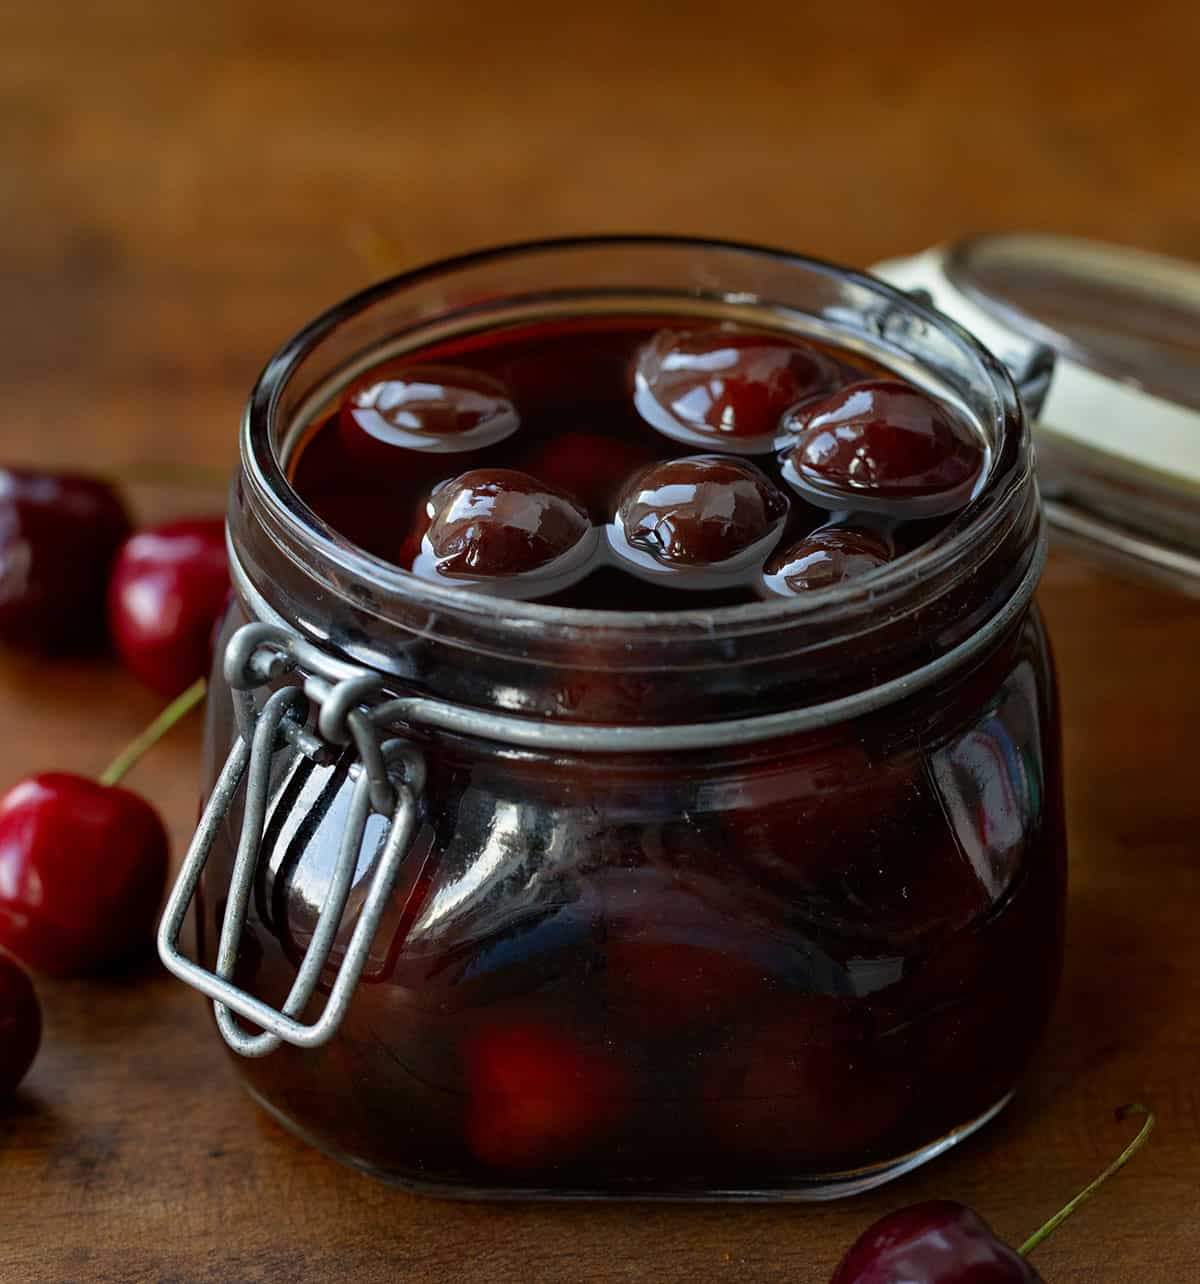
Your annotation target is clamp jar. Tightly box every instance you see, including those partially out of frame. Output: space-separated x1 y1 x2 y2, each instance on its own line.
159 238 1066 1200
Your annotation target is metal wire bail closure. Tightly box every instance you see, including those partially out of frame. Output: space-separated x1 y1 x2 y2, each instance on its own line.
160 523 1045 1060
156 624 426 1058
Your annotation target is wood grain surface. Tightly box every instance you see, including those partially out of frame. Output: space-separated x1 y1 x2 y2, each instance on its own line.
1 2 1198 1280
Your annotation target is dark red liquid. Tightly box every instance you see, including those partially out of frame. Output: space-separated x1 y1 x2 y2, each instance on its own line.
290 317 984 608
212 313 1061 1197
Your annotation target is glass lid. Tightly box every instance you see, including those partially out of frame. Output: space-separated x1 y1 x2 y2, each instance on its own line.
873 234 1200 594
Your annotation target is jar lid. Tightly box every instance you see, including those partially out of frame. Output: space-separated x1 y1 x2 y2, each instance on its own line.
873 234 1200 592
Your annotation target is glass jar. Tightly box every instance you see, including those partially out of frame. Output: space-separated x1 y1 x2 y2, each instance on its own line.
159 238 1065 1200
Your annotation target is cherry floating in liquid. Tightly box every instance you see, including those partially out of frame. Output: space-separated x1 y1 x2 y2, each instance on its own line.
762 526 895 596
338 362 519 461
608 455 788 588
412 468 599 598
829 1106 1155 1284
781 380 986 518
463 1021 627 1172
108 517 229 696
515 430 658 521
0 468 130 651
0 679 206 977
634 327 837 453
0 952 41 1095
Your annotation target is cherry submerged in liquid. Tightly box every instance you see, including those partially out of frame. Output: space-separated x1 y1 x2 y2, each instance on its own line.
291 317 987 610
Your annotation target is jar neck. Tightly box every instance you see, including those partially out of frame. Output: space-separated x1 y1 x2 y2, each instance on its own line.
228 237 1040 726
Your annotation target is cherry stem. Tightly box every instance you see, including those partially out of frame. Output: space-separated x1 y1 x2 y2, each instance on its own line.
98 678 208 788
1018 1104 1155 1258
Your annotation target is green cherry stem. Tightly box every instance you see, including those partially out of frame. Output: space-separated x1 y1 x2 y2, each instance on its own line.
1019 1104 1156 1258
98 678 208 788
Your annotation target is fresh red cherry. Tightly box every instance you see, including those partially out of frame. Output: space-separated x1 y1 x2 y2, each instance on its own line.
634 328 836 452
0 953 41 1096
762 526 895 596
413 468 598 597
339 362 519 458
830 1202 1044 1284
0 773 168 977
0 468 130 651
107 517 229 696
831 1107 1155 1284
608 455 788 586
515 431 658 520
781 380 985 516
464 1021 626 1171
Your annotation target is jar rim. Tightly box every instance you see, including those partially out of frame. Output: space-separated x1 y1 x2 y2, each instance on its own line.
240 234 1032 650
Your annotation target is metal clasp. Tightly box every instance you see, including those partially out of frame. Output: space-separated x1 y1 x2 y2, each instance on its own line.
156 623 425 1058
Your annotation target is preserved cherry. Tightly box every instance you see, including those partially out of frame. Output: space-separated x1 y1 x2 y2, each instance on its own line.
515 431 657 520
412 468 599 597
463 1021 628 1172
781 380 986 517
634 327 836 452
762 526 895 596
338 363 519 458
608 455 788 587
292 319 989 607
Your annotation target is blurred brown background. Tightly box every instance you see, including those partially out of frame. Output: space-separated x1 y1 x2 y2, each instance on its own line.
2 2 1199 1281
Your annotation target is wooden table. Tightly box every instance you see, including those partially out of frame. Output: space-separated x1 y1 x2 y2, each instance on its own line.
2 2 1198 1279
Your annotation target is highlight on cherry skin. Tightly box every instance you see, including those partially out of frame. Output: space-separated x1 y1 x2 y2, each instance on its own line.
0 467 131 651
780 380 986 518
411 467 600 597
0 951 41 1096
633 326 838 453
108 516 230 696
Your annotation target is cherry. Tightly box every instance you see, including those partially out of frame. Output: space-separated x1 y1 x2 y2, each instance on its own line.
0 679 204 977
830 1202 1044 1283
339 362 519 458
0 468 130 651
515 431 658 521
413 468 599 597
634 327 837 452
608 455 788 586
0 773 167 977
830 1106 1155 1284
762 526 895 596
0 952 41 1095
108 517 229 696
463 1021 627 1171
597 858 779 1034
781 381 985 516
703 1000 913 1169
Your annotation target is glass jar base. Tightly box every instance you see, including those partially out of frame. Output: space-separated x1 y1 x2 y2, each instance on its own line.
242 1083 1015 1202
